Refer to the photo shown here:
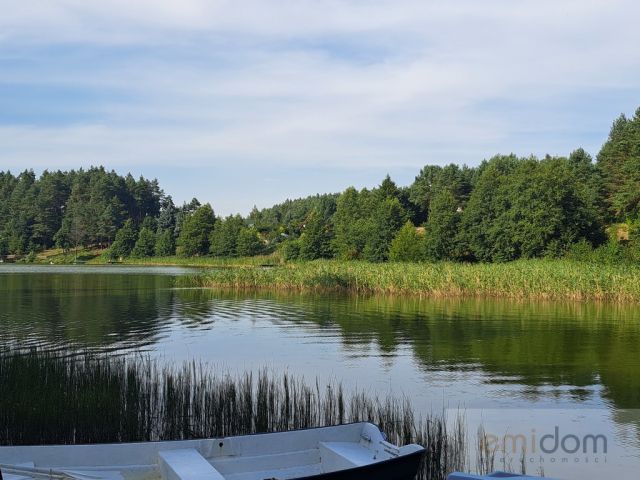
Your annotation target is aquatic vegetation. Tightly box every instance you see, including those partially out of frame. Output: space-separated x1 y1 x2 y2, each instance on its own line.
182 259 640 302
0 349 466 480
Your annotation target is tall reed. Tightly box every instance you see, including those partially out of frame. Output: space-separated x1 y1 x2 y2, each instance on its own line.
0 349 465 480
182 258 640 302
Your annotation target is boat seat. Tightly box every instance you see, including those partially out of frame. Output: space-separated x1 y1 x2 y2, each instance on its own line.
319 442 376 471
158 449 225 480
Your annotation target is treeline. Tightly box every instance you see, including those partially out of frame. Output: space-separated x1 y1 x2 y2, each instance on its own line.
253 108 640 263
0 168 164 256
1 107 639 263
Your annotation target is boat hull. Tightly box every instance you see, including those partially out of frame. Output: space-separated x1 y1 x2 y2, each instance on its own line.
294 449 423 480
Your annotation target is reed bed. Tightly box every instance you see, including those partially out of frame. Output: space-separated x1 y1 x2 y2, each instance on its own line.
0 349 466 480
182 259 640 302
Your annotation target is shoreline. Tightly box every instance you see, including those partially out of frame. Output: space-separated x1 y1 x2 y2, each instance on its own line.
9 252 640 303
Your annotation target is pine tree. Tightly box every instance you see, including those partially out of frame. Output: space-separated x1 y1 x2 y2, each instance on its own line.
298 210 333 260
210 215 244 257
131 226 156 258
597 108 640 220
176 204 215 256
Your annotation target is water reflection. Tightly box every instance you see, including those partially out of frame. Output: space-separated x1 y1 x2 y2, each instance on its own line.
3 266 639 477
1 267 639 413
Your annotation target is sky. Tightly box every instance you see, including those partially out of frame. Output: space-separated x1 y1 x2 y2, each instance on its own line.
0 1 639 215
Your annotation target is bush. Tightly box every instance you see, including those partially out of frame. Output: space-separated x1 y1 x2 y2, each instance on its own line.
566 239 595 262
593 239 627 264
280 239 301 261
389 221 424 262
236 227 263 257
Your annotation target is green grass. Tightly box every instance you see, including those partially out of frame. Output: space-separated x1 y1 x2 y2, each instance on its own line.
182 258 640 302
0 349 466 480
27 248 283 267
31 247 106 264
97 254 283 268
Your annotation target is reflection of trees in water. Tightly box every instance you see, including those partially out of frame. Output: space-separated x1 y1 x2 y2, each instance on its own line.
612 409 640 446
193 291 640 411
0 273 175 350
3 276 639 414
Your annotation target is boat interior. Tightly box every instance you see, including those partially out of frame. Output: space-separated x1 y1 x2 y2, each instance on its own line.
0 423 424 480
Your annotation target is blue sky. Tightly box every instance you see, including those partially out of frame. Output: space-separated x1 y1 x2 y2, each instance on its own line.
1 1 639 215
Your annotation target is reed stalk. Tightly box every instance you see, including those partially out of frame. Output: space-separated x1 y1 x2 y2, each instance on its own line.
1 349 466 480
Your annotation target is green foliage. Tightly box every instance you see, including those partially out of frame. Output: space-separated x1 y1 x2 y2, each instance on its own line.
461 155 604 262
174 198 201 238
593 240 627 265
248 194 337 244
154 229 176 257
567 238 627 265
0 167 163 255
236 227 263 257
333 178 408 262
424 190 462 261
280 238 301 261
131 227 156 258
628 219 640 261
210 215 245 257
332 187 370 260
1 105 640 265
96 197 126 245
409 164 476 225
388 221 424 262
363 197 407 262
109 219 138 259
176 204 216 257
597 108 640 220
298 210 333 260
157 196 177 233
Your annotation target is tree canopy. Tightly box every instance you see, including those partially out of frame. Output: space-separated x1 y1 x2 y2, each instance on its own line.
2 106 639 264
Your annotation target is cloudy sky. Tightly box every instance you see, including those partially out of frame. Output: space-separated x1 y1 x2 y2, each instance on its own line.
1 1 639 214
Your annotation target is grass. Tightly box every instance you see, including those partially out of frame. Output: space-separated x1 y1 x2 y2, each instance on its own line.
98 254 284 268
0 349 466 480
182 258 640 302
25 248 283 268
28 247 106 264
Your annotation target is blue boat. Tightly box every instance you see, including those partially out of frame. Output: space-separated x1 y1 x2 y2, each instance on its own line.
448 472 557 480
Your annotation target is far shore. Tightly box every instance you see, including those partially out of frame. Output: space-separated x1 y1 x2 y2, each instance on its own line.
7 248 640 304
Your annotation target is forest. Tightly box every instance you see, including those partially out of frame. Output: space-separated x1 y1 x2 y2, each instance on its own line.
1 107 639 264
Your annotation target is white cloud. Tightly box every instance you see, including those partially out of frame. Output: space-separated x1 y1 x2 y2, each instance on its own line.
0 0 639 193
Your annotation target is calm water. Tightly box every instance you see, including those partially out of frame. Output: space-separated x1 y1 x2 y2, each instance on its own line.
1 265 639 477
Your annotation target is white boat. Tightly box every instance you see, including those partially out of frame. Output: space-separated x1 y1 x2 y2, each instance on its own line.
0 423 425 480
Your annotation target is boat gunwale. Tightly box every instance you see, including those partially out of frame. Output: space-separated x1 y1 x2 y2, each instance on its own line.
0 422 383 450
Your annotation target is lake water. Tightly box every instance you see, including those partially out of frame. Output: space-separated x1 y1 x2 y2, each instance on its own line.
1 265 639 478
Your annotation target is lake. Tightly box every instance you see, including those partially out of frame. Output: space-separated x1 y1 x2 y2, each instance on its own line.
1 264 639 478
